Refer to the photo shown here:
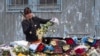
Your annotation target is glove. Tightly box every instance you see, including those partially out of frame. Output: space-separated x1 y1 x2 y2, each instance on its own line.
50 17 59 25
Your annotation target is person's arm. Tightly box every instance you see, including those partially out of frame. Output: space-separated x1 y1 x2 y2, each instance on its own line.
21 21 32 34
36 16 51 24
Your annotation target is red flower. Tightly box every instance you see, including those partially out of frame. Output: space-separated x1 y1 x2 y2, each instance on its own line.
36 43 45 52
66 38 75 45
75 48 85 54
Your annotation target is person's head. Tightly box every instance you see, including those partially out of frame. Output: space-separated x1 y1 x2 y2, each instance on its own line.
24 7 33 19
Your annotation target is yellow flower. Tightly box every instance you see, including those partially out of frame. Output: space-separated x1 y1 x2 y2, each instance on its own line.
50 40 57 46
36 28 44 39
63 45 70 51
88 38 94 43
17 53 26 56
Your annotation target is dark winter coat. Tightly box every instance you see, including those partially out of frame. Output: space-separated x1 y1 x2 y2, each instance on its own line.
21 16 50 42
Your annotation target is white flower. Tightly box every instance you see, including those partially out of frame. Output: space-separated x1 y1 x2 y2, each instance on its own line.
0 46 11 51
13 40 28 47
50 40 57 46
50 17 59 25
88 47 100 56
29 43 40 52
63 45 70 51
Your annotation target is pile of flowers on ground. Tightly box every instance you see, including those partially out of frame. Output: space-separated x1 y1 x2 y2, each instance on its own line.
0 36 100 56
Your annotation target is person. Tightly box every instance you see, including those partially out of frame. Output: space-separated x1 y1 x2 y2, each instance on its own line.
21 7 52 44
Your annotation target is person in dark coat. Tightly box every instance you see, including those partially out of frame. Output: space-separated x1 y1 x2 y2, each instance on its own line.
21 7 51 43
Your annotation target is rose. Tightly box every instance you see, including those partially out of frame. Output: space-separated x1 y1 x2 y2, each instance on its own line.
75 48 85 54
36 43 45 52
66 38 75 45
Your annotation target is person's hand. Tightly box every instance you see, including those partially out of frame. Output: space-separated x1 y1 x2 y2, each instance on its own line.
50 17 59 25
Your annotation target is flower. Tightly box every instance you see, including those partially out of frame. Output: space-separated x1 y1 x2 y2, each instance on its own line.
18 53 26 56
50 17 59 25
44 45 54 51
36 43 45 52
36 28 44 40
87 38 96 46
13 46 29 55
75 48 85 54
50 39 57 46
66 38 75 45
29 43 40 52
74 45 88 55
36 22 53 39
88 38 94 43
50 41 56 46
62 45 70 51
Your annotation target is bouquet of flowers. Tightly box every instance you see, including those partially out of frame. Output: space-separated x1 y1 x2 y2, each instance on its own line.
36 22 53 39
36 17 59 39
13 45 29 56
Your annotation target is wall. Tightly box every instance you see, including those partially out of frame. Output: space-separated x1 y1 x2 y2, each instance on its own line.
0 0 97 44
